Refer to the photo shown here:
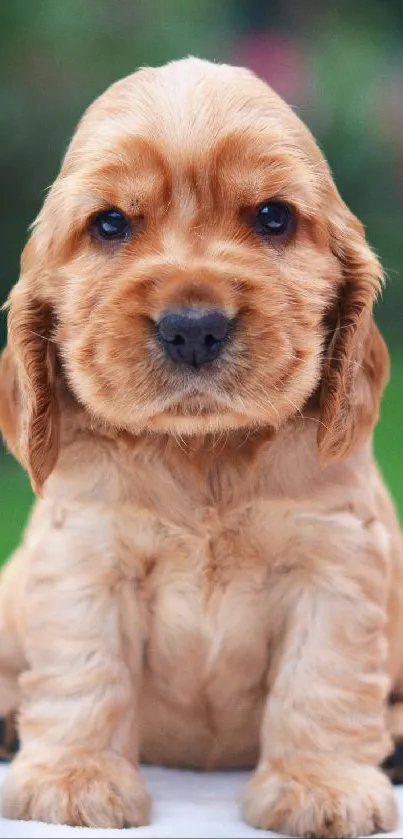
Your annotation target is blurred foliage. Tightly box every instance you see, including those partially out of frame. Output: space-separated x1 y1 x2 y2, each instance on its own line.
1 0 402 340
0 0 402 563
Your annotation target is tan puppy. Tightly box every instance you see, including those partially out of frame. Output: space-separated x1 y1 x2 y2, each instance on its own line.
0 57 402 837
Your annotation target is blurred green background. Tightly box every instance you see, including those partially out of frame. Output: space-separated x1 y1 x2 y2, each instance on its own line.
1 0 402 564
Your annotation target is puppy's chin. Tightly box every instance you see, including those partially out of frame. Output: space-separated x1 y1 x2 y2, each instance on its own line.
67 350 316 440
146 408 260 437
142 392 282 437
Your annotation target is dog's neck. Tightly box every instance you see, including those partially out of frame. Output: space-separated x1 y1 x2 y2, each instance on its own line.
52 378 369 509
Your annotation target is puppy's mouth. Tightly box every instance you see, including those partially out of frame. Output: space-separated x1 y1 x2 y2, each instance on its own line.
145 373 262 435
157 380 231 414
147 394 253 434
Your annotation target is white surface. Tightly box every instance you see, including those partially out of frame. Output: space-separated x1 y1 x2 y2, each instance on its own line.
1 763 403 838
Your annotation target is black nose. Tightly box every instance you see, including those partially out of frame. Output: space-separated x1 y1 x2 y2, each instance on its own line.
157 309 230 368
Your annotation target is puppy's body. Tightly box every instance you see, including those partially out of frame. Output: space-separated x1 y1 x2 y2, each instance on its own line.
4 417 403 768
1 58 403 837
2 410 403 834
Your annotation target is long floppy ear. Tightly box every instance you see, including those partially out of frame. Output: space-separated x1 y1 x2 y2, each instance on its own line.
318 209 389 462
0 344 21 461
1 238 60 494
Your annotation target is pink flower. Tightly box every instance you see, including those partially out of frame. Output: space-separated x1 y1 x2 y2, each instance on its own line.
371 69 403 146
232 32 310 104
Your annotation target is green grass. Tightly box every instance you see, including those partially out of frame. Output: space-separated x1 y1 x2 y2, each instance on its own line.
0 462 34 564
0 355 402 567
374 353 403 521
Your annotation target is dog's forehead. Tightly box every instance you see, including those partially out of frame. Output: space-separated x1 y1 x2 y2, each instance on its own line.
68 58 321 170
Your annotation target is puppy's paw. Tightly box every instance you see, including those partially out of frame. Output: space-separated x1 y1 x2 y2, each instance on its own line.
2 749 151 828
242 762 397 838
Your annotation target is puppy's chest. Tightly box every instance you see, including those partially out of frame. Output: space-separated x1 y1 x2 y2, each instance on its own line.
117 501 276 694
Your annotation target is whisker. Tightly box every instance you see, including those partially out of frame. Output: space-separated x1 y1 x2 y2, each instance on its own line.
172 431 188 455
236 426 254 450
29 330 56 344
215 428 230 457
253 384 281 426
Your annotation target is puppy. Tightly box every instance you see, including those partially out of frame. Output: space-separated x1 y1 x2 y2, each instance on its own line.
0 57 402 838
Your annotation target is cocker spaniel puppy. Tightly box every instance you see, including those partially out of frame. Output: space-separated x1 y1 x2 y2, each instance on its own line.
0 57 402 838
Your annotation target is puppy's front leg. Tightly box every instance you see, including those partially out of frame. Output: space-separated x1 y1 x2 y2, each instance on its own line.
2 510 150 828
242 516 397 838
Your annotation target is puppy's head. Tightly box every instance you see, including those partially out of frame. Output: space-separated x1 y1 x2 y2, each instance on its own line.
2 58 388 491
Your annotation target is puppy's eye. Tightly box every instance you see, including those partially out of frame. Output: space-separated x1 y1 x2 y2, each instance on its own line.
92 209 130 240
256 201 292 236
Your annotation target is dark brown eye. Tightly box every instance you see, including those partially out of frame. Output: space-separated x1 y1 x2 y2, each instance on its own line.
256 201 292 236
93 209 130 240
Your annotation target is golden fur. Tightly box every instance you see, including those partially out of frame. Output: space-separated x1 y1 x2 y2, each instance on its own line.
0 57 402 836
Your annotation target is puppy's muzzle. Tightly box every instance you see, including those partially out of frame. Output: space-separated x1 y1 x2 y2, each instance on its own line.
157 308 230 369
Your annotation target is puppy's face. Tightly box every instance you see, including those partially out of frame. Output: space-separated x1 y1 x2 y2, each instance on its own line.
3 59 388 490
31 61 341 434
